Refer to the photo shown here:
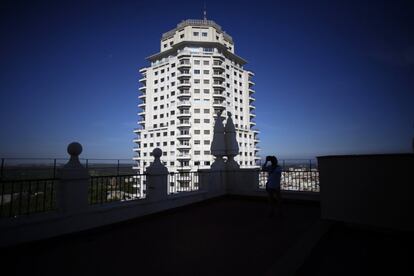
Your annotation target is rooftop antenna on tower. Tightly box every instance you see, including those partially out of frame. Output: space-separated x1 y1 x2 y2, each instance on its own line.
203 1 207 22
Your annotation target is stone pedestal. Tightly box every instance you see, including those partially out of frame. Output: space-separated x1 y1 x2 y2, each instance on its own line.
57 142 90 214
145 148 169 201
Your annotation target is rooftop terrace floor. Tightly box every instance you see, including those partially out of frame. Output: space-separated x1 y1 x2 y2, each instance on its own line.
297 222 413 276
2 197 320 276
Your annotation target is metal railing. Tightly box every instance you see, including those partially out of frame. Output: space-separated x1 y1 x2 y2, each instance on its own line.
90 174 146 205
0 158 136 180
168 172 199 194
0 168 320 218
0 178 57 217
259 170 320 192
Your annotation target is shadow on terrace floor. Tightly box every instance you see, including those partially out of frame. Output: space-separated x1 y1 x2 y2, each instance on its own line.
296 222 413 276
2 197 320 276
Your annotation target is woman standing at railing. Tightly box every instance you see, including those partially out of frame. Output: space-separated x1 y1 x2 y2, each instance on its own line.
262 156 283 218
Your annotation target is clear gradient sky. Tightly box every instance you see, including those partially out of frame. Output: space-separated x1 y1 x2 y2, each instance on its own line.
0 0 413 159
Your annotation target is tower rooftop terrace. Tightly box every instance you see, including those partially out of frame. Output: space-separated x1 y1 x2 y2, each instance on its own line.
2 197 320 276
162 19 233 42
2 196 411 276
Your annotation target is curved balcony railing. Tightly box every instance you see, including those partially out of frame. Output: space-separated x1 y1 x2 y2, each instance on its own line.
178 61 191 68
176 166 191 171
177 90 191 97
212 73 225 80
213 92 225 99
177 121 191 128
177 101 191 108
212 82 226 90
177 72 191 79
177 143 191 149
177 51 191 58
177 80 191 88
177 111 191 118
177 154 191 160
177 132 191 138
212 62 225 70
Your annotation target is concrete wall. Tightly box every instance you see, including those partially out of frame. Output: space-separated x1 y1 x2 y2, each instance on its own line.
318 154 414 231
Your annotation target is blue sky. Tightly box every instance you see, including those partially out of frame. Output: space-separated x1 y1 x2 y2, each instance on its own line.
0 0 413 159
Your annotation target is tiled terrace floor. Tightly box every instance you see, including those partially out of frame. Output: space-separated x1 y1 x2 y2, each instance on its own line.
2 197 320 276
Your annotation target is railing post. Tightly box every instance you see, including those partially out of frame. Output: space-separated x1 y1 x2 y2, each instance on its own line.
53 158 57 179
0 158 4 179
145 148 168 201
117 160 120 176
57 142 90 214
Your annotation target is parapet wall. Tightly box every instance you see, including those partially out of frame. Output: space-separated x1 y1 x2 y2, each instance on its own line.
318 153 414 231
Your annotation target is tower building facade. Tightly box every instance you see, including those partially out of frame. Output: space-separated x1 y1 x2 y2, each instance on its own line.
133 19 260 173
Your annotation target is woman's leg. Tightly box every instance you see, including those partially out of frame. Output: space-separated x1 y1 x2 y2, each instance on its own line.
274 189 283 216
267 189 276 217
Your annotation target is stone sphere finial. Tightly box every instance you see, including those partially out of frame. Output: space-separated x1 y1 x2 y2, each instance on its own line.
152 148 162 158
146 148 168 175
67 142 82 157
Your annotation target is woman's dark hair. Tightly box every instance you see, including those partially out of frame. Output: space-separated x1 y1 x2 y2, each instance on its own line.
270 156 278 166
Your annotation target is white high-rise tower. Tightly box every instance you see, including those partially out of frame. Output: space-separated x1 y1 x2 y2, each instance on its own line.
133 19 260 173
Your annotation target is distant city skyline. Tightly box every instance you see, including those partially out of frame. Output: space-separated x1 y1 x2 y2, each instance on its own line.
1 0 413 159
